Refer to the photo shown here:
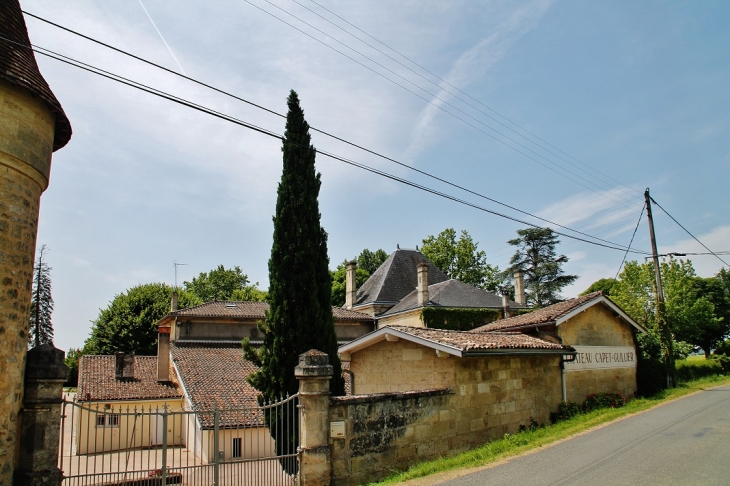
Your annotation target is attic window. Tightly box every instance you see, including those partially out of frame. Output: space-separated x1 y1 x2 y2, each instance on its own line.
225 303 237 308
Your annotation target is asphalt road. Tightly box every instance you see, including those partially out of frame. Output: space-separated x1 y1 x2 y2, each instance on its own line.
438 385 730 486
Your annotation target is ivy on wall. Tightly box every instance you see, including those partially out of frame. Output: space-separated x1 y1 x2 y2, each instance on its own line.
421 307 502 331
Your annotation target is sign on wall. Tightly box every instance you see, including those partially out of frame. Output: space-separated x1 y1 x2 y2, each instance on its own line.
564 346 636 372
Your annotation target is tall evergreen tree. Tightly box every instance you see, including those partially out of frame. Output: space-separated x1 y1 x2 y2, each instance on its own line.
507 228 577 307
245 90 344 398
29 244 54 347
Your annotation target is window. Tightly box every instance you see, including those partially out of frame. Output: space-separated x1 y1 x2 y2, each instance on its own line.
96 414 120 427
232 438 242 458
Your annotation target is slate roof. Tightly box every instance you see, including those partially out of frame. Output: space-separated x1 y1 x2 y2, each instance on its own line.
167 301 372 322
472 291 608 332
340 325 572 356
77 356 181 402
381 279 524 316
170 342 264 428
0 0 71 150
354 249 448 308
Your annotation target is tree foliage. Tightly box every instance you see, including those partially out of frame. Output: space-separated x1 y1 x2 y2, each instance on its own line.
330 248 388 307
357 249 388 275
421 228 505 292
84 283 200 356
581 278 617 296
507 228 577 307
65 347 82 387
184 265 266 302
611 259 730 358
29 244 54 348
245 90 344 401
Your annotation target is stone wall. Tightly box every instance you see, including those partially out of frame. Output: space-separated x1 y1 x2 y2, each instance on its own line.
557 305 638 401
0 79 55 486
335 340 563 485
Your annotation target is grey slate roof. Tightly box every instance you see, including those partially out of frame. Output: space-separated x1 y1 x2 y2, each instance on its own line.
168 300 372 322
354 249 448 307
381 279 524 316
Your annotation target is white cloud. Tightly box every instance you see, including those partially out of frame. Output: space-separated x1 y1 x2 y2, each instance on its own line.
659 225 730 277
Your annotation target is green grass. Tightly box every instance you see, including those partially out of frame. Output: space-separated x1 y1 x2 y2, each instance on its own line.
372 375 730 485
686 355 706 362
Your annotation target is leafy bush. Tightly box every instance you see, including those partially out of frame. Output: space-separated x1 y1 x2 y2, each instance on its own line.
675 359 724 382
709 354 730 373
583 393 626 412
636 358 667 397
550 401 581 423
714 339 730 356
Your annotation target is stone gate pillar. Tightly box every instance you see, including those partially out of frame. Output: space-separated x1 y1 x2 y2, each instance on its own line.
14 345 68 486
295 350 332 486
0 2 71 484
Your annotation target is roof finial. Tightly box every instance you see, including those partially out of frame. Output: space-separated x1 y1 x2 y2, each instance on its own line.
397 244 400 250
416 245 419 251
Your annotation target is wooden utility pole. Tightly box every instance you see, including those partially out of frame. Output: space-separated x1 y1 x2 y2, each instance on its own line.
645 188 674 387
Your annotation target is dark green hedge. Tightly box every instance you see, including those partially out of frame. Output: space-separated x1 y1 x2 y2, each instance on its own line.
676 357 730 382
421 307 501 331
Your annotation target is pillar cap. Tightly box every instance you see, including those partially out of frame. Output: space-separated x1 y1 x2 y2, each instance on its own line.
295 350 333 378
26 344 69 381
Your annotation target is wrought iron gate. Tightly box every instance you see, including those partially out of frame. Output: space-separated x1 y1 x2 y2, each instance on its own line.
59 393 300 486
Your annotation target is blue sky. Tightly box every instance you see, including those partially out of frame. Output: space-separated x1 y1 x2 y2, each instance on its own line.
21 0 729 352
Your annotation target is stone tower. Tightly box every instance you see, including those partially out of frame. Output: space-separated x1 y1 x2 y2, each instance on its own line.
0 2 71 484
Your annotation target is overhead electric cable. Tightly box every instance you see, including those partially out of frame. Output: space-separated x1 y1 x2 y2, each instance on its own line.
292 0 639 203
15 13 644 249
305 0 640 201
0 34 650 255
614 203 646 279
239 0 637 208
649 197 729 268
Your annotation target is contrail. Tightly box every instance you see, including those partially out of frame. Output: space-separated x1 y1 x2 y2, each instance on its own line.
137 0 186 75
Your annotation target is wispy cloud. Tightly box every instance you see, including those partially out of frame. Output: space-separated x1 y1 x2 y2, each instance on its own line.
659 225 730 277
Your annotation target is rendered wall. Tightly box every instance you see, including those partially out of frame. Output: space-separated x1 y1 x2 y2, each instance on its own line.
556 304 638 401
376 309 425 329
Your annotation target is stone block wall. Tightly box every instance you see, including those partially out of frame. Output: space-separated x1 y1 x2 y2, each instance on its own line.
566 368 636 402
0 79 55 486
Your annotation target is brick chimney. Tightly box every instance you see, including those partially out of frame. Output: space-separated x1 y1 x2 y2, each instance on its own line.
115 352 135 379
502 293 510 319
514 271 526 306
171 291 178 312
345 260 357 310
417 263 429 306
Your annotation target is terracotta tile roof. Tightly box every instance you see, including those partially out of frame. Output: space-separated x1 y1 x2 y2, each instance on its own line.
354 249 448 307
472 292 605 332
381 279 524 316
77 356 181 402
170 342 263 428
0 0 71 150
384 325 571 353
170 301 373 322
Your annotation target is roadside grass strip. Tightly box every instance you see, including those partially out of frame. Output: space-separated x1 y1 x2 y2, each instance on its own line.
372 375 730 485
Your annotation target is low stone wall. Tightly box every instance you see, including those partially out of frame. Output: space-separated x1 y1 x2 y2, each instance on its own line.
566 368 636 402
329 389 453 486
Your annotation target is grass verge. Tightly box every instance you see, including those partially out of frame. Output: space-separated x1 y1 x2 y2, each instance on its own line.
372 374 730 485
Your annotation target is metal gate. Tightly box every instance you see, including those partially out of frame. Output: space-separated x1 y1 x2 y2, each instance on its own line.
59 393 300 486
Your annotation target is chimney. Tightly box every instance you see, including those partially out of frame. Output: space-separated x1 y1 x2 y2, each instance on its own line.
502 293 510 319
345 260 357 310
171 291 178 312
157 326 171 382
115 351 135 379
417 263 429 306
514 271 526 306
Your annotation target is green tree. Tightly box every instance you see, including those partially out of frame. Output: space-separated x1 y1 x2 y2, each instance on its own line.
244 90 344 398
507 228 577 307
421 228 505 292
184 265 265 302
29 244 54 347
330 261 370 307
84 283 200 355
580 278 617 296
357 248 388 275
64 347 82 387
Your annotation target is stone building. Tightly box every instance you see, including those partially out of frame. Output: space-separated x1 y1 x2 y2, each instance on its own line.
0 2 72 484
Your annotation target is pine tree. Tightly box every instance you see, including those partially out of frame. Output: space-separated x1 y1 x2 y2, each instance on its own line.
244 90 344 474
29 244 54 347
246 90 344 397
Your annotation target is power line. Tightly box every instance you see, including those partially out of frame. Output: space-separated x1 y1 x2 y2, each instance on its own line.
14 14 645 250
293 0 639 204
649 196 729 268
305 0 640 202
1 35 651 256
615 202 646 279
240 0 638 208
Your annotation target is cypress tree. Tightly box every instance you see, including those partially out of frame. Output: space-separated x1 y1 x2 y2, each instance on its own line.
244 91 344 471
28 244 54 347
